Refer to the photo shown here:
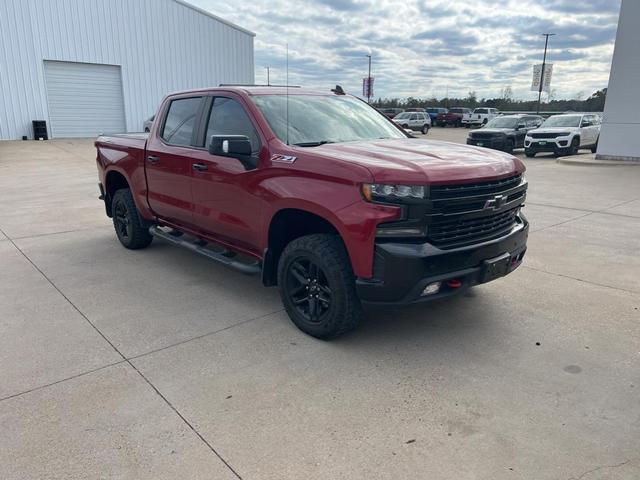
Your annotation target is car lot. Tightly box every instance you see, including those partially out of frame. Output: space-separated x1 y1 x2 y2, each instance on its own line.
1 135 639 479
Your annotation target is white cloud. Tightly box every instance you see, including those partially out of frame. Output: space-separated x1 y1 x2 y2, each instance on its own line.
192 0 620 100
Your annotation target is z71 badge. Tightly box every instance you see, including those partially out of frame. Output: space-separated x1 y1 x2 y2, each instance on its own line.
270 154 297 164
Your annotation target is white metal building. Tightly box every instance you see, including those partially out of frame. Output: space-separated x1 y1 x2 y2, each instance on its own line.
597 0 639 161
0 0 255 140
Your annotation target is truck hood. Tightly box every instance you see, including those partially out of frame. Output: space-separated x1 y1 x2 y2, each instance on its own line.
306 138 524 184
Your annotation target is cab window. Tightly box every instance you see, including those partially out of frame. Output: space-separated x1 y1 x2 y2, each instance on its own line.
205 97 260 153
161 97 202 146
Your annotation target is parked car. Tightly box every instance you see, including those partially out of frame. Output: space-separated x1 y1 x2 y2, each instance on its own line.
426 107 448 125
405 108 426 112
436 107 472 127
524 113 601 157
392 111 431 134
143 114 155 132
378 107 403 119
462 108 500 128
95 86 528 339
467 115 543 153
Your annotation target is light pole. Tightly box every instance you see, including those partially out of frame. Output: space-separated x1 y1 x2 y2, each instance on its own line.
537 33 555 114
365 54 372 104
265 66 270 86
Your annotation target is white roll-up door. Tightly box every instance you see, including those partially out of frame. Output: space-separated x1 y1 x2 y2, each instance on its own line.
43 61 126 138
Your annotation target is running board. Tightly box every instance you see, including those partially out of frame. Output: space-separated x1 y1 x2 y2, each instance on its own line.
149 226 261 275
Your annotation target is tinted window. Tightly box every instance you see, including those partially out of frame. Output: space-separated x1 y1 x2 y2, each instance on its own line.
206 97 260 152
410 114 417 120
543 115 581 127
162 97 202 146
450 108 462 114
475 108 488 114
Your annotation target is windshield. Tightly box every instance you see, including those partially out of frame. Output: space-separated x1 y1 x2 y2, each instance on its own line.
543 115 581 127
485 117 519 128
252 94 406 146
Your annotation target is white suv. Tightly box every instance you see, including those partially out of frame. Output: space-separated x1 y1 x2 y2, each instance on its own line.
524 113 601 157
392 111 431 134
462 108 500 127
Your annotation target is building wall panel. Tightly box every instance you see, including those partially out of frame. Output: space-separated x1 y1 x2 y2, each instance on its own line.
0 0 254 139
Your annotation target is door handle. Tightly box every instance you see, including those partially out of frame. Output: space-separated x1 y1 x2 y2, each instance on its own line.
192 163 208 172
147 155 160 164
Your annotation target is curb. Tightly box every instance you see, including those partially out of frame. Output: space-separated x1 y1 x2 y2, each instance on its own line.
556 156 640 166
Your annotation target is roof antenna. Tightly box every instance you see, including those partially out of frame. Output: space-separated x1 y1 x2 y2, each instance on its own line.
331 85 345 95
286 43 290 146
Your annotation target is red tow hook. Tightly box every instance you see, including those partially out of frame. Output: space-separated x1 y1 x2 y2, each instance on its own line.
447 279 463 289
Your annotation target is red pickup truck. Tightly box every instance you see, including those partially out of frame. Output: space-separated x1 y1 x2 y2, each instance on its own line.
436 107 472 127
96 86 528 339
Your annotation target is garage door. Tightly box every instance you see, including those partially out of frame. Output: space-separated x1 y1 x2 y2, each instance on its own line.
43 61 126 138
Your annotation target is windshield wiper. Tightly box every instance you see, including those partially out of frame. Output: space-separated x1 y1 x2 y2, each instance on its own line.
292 140 335 147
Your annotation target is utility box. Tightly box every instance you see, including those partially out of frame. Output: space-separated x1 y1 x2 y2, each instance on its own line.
32 120 48 140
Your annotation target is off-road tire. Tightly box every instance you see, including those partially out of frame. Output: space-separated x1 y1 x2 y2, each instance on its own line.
421 124 429 134
590 139 598 153
277 234 363 339
111 188 153 249
525 149 535 158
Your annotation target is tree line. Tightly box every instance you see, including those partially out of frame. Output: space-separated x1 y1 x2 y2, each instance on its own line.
372 88 607 112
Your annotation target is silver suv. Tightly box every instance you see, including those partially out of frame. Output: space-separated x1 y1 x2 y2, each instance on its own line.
392 111 431 134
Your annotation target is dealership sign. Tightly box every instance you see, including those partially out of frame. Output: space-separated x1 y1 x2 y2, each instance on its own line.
362 77 374 97
531 64 553 92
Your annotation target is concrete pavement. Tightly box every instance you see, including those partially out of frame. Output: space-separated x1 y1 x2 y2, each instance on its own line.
1 134 639 479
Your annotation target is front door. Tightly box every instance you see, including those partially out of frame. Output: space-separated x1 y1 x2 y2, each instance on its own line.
145 96 205 227
189 96 265 254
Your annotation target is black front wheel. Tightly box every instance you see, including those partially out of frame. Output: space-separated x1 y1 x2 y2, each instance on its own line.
525 149 536 158
421 124 429 134
504 139 514 154
278 234 363 339
569 137 580 155
112 189 153 249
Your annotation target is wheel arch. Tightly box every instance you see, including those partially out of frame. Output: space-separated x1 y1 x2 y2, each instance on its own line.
104 169 131 217
262 207 346 287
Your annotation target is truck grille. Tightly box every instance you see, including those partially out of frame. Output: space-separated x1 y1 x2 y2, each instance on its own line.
428 208 520 247
426 174 526 248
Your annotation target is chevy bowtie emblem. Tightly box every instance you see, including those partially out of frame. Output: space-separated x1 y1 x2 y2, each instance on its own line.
484 194 507 210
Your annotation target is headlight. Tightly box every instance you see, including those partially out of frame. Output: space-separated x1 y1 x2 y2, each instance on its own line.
361 183 425 202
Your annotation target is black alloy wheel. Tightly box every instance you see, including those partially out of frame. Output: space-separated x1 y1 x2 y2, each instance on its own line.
111 188 153 249
114 198 132 242
285 257 332 324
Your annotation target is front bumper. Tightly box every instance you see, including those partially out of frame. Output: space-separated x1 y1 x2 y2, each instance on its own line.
525 138 570 153
356 214 529 305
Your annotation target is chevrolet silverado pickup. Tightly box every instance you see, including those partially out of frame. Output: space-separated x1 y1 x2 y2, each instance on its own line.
95 86 529 339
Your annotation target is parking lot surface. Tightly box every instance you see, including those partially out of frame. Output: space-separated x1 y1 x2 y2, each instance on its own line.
1 130 639 479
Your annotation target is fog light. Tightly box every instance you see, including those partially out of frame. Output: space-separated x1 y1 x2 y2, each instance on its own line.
422 282 441 296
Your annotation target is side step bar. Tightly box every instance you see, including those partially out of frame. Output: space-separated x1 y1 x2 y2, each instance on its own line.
149 226 261 275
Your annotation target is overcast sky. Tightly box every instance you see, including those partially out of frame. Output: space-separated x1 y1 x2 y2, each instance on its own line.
193 0 621 101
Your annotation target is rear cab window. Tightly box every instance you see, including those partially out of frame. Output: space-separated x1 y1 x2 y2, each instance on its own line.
161 97 203 146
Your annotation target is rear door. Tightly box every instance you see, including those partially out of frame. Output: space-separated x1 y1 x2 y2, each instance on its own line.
145 95 205 227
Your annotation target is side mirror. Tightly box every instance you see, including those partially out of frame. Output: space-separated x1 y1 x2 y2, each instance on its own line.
581 121 592 127
516 123 526 130
208 135 255 169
